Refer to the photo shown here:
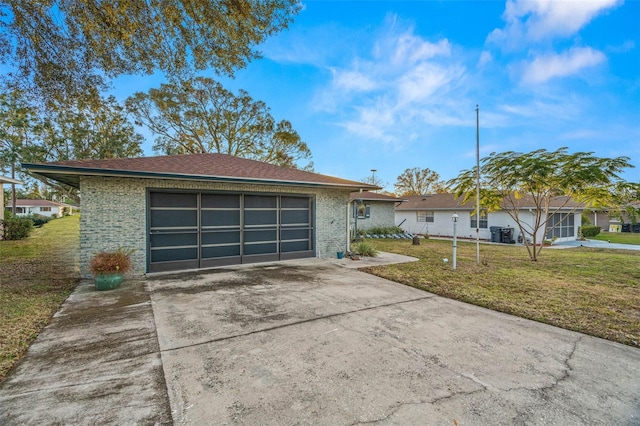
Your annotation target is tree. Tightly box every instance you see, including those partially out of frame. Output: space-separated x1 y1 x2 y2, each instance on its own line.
0 91 40 211
394 167 447 196
361 173 387 190
42 96 144 161
449 148 636 261
126 77 312 168
1 0 301 106
34 95 144 201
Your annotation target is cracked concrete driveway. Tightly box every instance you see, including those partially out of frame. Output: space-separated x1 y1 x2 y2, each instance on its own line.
150 258 639 425
1 256 639 425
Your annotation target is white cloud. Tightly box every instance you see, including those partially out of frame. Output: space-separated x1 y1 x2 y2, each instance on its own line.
397 63 463 104
489 0 621 49
522 47 606 83
314 15 466 143
331 68 378 92
478 51 493 67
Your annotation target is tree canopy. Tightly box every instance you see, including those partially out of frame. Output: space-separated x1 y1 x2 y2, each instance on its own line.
1 0 300 106
1 91 143 202
126 77 312 169
394 167 447 196
449 147 636 261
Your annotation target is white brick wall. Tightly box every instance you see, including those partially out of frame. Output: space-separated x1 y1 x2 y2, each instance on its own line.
80 176 351 276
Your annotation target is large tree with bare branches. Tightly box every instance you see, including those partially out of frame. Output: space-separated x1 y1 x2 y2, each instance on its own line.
126 77 312 169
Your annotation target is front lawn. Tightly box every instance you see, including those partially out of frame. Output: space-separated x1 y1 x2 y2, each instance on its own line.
592 231 640 245
0 215 80 381
362 238 640 347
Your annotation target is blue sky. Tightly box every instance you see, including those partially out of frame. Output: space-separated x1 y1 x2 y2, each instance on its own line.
113 0 640 191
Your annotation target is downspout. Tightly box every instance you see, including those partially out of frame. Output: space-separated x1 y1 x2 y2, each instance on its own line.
346 199 351 254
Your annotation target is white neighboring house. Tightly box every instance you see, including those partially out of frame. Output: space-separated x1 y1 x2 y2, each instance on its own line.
10 199 75 218
395 194 584 244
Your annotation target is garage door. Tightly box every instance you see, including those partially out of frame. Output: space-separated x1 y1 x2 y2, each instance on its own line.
148 191 315 273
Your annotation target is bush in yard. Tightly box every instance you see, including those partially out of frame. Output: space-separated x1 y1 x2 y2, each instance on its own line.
358 226 404 236
353 240 378 257
581 225 601 238
2 218 34 240
26 214 53 228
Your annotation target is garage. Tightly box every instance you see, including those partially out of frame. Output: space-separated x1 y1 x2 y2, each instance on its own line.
148 191 314 272
23 153 376 277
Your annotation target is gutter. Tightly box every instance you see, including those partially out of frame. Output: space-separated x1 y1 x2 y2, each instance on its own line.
23 163 378 192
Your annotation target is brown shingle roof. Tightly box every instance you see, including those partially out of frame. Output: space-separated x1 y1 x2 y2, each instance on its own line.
395 194 473 210
10 199 67 208
23 154 378 190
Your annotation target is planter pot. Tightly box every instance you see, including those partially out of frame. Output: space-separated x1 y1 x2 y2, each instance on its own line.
94 273 124 291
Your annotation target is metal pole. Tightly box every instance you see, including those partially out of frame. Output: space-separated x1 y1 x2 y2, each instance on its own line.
453 219 458 270
475 104 481 265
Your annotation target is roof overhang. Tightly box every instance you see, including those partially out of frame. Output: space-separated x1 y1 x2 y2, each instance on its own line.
0 176 23 185
23 163 377 192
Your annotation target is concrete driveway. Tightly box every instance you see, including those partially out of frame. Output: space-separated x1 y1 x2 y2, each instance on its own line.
2 255 639 425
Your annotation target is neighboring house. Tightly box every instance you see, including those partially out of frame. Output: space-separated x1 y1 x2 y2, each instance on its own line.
349 191 403 234
395 193 584 244
1 176 24 240
583 204 640 232
10 199 75 218
23 153 376 276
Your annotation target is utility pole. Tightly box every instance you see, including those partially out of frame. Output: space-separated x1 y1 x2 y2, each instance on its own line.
475 105 481 265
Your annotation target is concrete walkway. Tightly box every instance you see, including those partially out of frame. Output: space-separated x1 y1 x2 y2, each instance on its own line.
549 238 640 251
1 255 639 425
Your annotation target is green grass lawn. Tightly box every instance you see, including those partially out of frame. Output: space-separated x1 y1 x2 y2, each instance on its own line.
0 215 80 381
361 238 640 347
592 231 640 245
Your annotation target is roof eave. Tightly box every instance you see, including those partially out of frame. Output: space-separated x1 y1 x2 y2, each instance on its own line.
23 164 376 191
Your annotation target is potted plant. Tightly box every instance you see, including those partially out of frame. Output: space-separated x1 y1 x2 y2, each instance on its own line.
90 248 133 290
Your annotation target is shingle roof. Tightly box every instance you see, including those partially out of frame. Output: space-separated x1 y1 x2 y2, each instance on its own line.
22 154 379 190
10 199 67 208
395 194 473 210
395 193 584 210
350 191 403 202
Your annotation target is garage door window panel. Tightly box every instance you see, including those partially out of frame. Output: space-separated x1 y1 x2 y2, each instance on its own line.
151 247 198 263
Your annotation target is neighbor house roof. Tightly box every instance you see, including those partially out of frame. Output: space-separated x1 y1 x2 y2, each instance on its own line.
395 193 584 211
9 199 69 208
22 154 379 191
350 191 404 202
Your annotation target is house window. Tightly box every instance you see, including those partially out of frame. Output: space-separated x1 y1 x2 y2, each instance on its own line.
546 213 575 239
470 209 488 229
416 211 434 223
40 207 51 212
355 203 370 219
15 207 25 214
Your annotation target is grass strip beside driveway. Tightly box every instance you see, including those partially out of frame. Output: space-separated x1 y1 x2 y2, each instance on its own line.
0 215 80 381
362 238 640 347
593 231 640 245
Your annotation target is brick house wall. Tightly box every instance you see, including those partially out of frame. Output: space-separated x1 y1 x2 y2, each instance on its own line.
79 176 350 277
349 201 397 232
